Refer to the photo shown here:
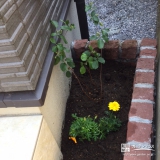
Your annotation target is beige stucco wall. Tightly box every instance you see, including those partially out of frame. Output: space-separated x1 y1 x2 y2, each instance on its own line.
33 118 63 160
0 0 81 149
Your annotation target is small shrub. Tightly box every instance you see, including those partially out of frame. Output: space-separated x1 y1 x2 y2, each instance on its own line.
69 114 100 141
69 101 122 143
98 111 121 140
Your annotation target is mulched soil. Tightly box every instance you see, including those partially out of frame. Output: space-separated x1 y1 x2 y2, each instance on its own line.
61 60 135 160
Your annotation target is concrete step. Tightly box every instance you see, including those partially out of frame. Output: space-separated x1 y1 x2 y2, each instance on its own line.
0 115 42 160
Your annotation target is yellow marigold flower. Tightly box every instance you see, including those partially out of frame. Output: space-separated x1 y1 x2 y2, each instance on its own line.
69 137 77 143
108 101 120 111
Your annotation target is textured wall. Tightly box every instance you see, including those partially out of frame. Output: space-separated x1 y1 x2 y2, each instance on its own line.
0 0 64 92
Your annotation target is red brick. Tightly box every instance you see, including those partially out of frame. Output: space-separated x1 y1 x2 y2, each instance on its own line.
134 72 155 84
121 40 137 59
127 122 151 142
129 102 153 120
132 87 154 101
74 39 88 59
123 147 151 160
103 40 119 59
140 49 157 57
140 38 157 48
89 40 100 53
136 58 155 70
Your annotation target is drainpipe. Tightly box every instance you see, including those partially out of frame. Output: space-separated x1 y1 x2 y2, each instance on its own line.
74 0 89 39
155 0 160 159
155 56 160 160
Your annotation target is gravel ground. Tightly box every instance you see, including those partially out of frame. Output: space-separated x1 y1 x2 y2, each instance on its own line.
85 0 158 40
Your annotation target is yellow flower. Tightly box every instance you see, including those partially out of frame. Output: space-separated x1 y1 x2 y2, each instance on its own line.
69 137 77 143
108 101 120 111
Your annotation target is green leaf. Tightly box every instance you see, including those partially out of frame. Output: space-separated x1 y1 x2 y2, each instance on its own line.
96 53 101 57
65 58 72 62
102 35 109 43
65 20 69 25
70 24 75 30
85 5 91 12
54 56 60 65
67 61 75 68
101 29 108 36
88 61 93 69
90 35 97 41
50 38 56 44
52 46 58 53
60 63 67 72
83 50 90 57
92 60 99 69
101 29 109 42
88 45 93 52
51 20 58 28
98 57 105 64
51 33 58 37
57 44 64 51
61 25 70 30
98 39 104 49
66 71 71 77
91 10 96 17
81 53 88 61
80 66 86 74
93 15 99 23
59 54 65 60
88 56 93 62
60 35 67 44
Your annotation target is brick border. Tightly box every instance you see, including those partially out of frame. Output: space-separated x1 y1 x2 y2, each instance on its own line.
72 38 157 160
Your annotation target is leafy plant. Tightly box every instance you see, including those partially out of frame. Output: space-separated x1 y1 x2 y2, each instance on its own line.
85 2 109 49
50 20 97 100
69 114 100 141
50 20 75 77
69 101 122 143
79 2 110 97
50 2 110 100
80 45 105 74
98 111 121 139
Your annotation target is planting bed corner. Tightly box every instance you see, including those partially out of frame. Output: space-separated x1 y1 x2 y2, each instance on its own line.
61 38 157 160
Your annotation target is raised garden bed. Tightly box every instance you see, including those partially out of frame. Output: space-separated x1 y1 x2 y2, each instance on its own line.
61 38 157 160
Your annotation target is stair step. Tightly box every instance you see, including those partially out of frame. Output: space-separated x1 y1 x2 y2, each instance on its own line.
0 115 42 160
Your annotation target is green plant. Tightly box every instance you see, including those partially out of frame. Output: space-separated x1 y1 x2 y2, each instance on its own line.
50 20 96 100
69 101 122 143
80 45 105 74
79 2 109 96
85 2 109 49
69 114 100 141
50 20 99 100
98 111 121 139
50 3 110 100
50 20 75 77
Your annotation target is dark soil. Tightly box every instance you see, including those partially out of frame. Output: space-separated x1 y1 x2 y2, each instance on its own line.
61 60 135 160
